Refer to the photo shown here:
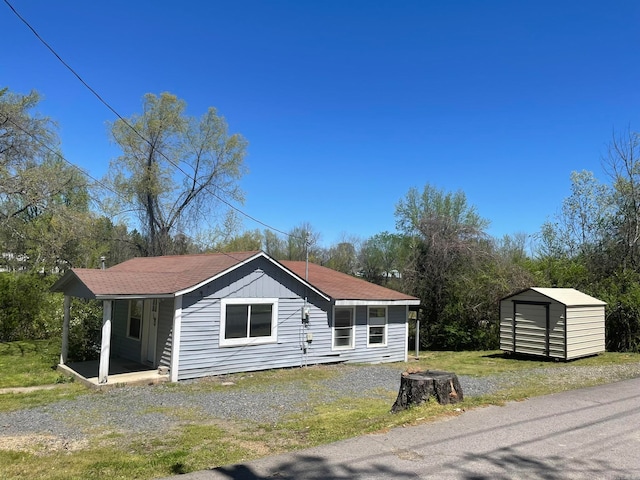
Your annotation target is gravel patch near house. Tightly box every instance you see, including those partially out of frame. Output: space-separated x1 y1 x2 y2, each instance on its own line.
1 362 639 448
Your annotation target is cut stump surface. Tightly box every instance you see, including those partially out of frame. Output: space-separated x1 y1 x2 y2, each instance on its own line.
391 370 463 413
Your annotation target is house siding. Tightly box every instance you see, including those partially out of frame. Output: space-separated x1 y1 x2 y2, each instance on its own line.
175 257 409 380
157 298 173 368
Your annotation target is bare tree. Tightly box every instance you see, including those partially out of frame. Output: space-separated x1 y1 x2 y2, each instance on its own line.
105 92 248 256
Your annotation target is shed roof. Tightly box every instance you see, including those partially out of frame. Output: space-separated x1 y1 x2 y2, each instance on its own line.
504 287 606 307
52 251 419 304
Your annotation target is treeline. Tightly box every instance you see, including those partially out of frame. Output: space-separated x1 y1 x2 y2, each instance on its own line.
1 86 639 352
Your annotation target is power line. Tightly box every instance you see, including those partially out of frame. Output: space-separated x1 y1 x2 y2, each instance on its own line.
3 0 302 242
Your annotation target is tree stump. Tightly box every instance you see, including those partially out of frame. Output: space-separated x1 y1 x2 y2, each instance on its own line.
391 370 463 413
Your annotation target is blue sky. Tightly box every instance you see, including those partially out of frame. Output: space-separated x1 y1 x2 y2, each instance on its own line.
3 1 640 248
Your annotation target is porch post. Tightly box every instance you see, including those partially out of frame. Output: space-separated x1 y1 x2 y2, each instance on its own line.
170 295 182 382
98 300 113 384
60 295 71 365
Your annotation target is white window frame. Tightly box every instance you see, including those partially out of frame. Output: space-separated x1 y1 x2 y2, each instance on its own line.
367 306 387 347
127 299 143 341
332 306 355 350
219 298 278 347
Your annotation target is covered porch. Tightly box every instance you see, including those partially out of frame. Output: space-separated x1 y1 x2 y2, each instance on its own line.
57 357 169 389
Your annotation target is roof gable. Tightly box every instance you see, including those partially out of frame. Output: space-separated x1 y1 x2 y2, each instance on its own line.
502 287 606 307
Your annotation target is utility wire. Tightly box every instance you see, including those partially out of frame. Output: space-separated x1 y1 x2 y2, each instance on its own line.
3 0 302 241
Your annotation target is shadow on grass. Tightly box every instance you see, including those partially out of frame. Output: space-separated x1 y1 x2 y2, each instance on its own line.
481 352 565 363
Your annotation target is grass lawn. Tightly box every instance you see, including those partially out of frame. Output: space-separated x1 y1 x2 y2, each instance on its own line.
0 339 69 388
1 340 639 480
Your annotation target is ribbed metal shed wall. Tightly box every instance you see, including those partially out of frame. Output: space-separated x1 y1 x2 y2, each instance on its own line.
500 288 606 360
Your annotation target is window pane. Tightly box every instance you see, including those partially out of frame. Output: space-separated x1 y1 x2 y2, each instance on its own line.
128 300 143 339
131 300 143 319
335 308 352 328
369 317 385 326
334 326 352 347
370 326 384 336
369 307 385 319
225 305 248 339
334 330 352 347
249 304 272 337
129 316 141 339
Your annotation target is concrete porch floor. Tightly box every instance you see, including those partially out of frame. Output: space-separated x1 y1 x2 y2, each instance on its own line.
58 357 169 389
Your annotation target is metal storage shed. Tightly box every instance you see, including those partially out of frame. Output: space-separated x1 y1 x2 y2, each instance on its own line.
500 287 606 360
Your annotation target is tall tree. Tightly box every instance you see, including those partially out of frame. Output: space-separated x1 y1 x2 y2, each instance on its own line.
325 236 360 274
0 88 94 271
359 232 405 285
105 92 248 256
395 184 494 349
603 129 640 269
1 89 65 225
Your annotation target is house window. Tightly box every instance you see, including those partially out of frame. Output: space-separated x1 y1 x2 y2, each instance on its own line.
333 307 354 349
368 306 387 347
128 300 143 340
220 298 278 347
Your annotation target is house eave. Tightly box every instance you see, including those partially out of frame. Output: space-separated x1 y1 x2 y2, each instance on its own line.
334 299 421 306
95 294 175 300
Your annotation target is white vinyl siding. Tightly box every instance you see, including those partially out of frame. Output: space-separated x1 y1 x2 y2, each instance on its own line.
367 306 387 347
219 298 278 347
333 307 355 350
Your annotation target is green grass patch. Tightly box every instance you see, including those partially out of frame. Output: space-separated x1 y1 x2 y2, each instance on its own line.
402 350 640 376
0 422 253 480
0 339 64 388
0 384 85 413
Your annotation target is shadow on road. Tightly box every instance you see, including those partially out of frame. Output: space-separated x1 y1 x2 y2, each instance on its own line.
208 453 416 479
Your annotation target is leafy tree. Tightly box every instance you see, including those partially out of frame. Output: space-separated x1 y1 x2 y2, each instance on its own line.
105 92 248 257
396 184 498 350
213 229 263 252
0 273 53 341
325 238 359 274
359 232 405 285
0 88 96 271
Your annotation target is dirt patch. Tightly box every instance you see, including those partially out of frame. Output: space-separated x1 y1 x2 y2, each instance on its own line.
0 385 59 395
0 434 88 455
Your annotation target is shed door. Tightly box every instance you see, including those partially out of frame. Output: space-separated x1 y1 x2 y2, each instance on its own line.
514 303 550 356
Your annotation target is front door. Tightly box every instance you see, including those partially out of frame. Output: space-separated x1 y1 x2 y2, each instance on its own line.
142 299 159 365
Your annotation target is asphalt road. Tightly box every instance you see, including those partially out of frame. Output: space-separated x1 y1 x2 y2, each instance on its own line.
159 377 640 480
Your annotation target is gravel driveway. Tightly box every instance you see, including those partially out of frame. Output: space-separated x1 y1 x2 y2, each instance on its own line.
2 362 640 448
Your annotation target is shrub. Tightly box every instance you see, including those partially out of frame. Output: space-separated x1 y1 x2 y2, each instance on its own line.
0 273 55 342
